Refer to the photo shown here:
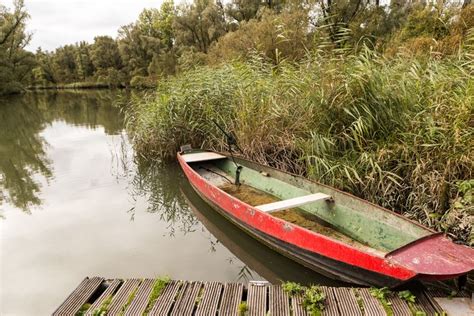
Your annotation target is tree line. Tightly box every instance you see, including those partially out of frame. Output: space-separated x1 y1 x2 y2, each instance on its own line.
1 0 473 94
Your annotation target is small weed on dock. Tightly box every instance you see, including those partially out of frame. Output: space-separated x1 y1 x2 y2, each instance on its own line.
144 277 171 315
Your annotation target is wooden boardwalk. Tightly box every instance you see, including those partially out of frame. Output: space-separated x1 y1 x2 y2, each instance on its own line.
53 277 470 315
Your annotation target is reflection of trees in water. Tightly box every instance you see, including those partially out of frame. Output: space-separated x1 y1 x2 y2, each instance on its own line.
0 95 52 212
0 90 127 214
121 157 199 236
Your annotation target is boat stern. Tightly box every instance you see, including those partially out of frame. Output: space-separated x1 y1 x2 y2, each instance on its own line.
387 234 474 281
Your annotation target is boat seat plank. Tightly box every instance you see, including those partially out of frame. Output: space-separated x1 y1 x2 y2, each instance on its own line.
124 278 155 316
256 193 331 212
149 280 183 316
357 288 386 316
53 276 104 316
269 285 291 316
170 281 203 316
182 152 226 163
247 282 267 316
85 279 122 316
219 283 244 316
332 288 362 316
195 281 224 316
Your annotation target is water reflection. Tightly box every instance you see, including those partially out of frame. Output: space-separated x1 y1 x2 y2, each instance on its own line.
0 91 125 214
127 162 199 235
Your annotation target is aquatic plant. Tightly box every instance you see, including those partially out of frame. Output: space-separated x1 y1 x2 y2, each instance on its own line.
126 29 474 243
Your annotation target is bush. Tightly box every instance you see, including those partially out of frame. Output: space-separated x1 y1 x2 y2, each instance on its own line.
130 75 158 89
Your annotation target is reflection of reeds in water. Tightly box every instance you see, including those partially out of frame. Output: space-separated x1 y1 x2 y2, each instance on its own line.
111 139 199 235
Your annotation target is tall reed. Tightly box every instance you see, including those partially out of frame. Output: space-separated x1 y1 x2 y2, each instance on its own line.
125 31 474 244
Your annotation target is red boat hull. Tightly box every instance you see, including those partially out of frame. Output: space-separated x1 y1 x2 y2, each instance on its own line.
178 152 474 287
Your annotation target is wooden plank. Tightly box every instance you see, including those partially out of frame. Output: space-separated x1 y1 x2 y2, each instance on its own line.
387 293 411 316
219 282 244 316
182 152 226 163
124 278 155 316
85 279 121 316
321 286 340 316
256 193 331 212
412 290 444 315
107 278 141 316
333 288 362 316
170 281 202 316
291 294 308 316
357 288 386 316
195 281 224 316
247 283 267 316
53 276 104 316
269 285 290 316
149 280 183 316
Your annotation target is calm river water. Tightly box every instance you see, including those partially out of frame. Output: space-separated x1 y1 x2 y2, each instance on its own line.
0 91 339 315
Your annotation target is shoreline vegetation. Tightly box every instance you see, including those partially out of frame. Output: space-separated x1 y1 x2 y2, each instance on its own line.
1 1 473 245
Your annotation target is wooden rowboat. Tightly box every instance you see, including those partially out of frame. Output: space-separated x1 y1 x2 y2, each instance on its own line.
178 149 474 287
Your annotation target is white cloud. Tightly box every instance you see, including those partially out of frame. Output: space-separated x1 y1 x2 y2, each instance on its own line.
3 0 165 51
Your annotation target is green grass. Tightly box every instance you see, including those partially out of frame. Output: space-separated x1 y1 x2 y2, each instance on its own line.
126 30 474 244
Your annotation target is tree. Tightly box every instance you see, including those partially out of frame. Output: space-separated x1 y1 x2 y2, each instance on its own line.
90 36 122 71
0 0 35 95
174 0 227 53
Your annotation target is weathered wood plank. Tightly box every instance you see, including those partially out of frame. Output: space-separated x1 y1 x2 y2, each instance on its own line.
107 278 141 316
291 294 308 316
219 282 244 316
333 287 362 316
257 193 331 212
170 281 202 316
247 283 267 316
195 281 224 316
387 293 411 316
53 276 104 316
357 288 386 316
269 285 290 316
321 286 340 316
85 279 121 316
124 278 155 316
149 280 183 316
412 290 444 315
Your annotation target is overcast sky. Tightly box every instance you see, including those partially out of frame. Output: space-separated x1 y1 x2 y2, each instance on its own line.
3 0 166 52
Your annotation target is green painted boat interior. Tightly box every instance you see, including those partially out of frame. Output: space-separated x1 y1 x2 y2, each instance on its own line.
193 156 432 253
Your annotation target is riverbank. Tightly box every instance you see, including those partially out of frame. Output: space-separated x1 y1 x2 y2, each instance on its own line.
125 46 474 245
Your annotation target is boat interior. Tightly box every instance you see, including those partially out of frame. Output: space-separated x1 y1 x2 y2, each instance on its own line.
183 152 433 255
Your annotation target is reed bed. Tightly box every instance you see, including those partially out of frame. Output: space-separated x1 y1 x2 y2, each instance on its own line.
126 33 474 244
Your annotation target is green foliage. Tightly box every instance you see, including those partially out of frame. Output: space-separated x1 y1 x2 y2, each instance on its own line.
126 38 474 243
143 277 171 315
398 290 416 303
92 295 113 316
302 286 326 315
369 287 392 315
282 282 326 315
282 281 305 296
238 301 248 316
0 0 35 95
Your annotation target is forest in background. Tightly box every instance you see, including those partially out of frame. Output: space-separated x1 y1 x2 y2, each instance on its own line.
1 0 474 94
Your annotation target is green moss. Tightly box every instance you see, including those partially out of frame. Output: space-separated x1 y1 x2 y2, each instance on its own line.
143 277 171 315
